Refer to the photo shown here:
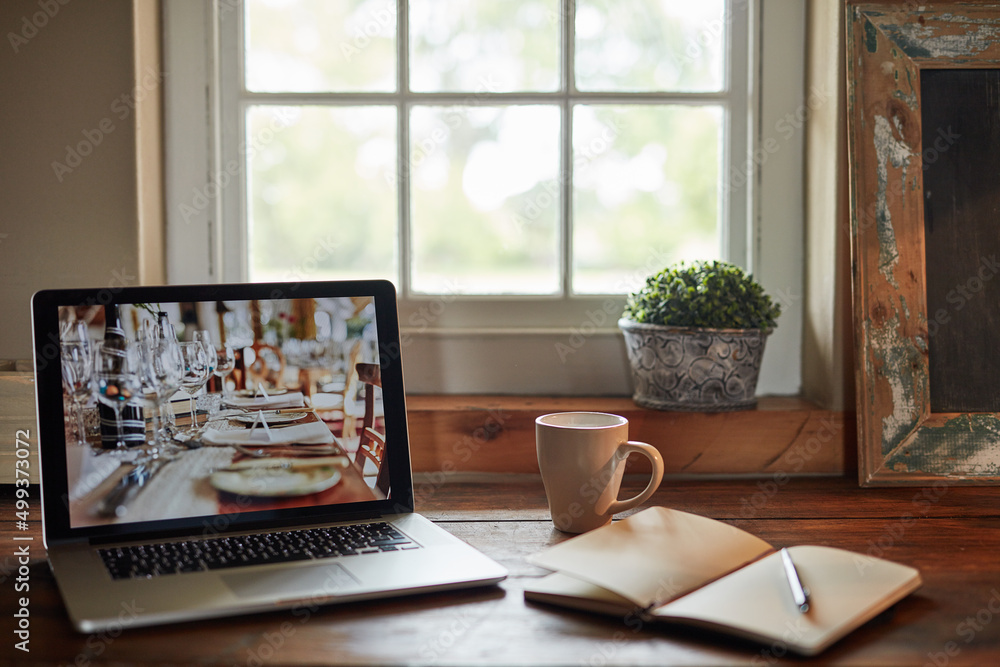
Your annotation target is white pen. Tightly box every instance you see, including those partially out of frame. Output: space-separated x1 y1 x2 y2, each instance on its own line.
780 548 810 613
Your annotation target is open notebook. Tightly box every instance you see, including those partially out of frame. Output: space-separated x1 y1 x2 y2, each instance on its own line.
524 507 921 656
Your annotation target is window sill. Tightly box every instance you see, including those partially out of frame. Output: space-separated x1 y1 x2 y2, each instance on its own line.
406 395 854 477
0 365 853 484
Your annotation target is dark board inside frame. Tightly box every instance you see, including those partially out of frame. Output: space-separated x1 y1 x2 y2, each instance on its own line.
847 3 1000 485
922 69 1000 414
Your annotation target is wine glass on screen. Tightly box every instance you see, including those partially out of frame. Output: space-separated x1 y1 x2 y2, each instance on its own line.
61 318 90 346
178 341 210 431
193 330 221 416
214 344 236 403
136 341 164 449
150 312 180 433
156 339 185 439
138 339 184 449
193 330 217 376
93 341 143 451
61 341 93 446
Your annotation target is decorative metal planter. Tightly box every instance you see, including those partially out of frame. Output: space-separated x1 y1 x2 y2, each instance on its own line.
618 318 771 412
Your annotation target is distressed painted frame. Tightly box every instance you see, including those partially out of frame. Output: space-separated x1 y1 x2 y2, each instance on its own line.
847 3 1000 485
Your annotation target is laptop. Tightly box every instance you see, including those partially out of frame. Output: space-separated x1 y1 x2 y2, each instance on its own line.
32 279 507 632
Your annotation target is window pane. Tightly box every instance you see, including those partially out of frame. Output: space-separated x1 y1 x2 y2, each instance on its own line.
410 1 560 92
572 105 722 294
247 106 398 283
410 106 560 294
575 0 725 92
245 0 396 93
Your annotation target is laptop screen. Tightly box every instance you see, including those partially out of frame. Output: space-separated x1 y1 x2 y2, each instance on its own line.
32 280 413 543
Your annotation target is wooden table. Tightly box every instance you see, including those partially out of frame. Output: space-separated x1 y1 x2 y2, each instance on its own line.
3 475 1000 665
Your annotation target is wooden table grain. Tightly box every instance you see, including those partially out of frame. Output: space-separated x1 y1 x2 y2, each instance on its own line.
3 475 1000 665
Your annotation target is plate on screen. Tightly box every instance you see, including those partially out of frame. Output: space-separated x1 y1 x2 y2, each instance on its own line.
230 411 308 424
210 460 342 497
232 387 289 397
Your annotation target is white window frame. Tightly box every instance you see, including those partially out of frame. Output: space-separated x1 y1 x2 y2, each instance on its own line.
163 0 804 396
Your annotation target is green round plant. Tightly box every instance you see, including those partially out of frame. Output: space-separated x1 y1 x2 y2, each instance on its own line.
622 260 781 330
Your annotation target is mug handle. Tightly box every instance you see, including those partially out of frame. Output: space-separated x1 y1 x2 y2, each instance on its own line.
606 441 664 515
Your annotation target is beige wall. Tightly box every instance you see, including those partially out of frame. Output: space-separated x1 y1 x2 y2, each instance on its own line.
802 1 855 411
0 0 162 362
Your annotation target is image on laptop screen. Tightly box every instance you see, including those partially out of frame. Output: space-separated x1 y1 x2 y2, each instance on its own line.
55 294 389 529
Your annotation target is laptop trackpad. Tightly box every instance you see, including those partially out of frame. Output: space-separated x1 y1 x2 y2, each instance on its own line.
221 563 360 600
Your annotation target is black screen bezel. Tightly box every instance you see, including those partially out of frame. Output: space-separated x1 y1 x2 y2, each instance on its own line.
32 279 415 545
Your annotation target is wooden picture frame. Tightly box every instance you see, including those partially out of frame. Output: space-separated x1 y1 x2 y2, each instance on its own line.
847 3 1000 485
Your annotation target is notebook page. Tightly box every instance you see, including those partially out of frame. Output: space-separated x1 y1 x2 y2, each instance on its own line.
528 507 773 608
652 545 922 655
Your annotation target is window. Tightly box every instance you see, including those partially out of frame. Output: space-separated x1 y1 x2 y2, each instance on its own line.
164 0 804 395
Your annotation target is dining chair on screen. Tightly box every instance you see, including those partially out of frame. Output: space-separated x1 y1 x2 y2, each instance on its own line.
354 362 389 495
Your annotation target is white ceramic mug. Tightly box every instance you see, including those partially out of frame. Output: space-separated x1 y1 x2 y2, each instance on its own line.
535 412 664 533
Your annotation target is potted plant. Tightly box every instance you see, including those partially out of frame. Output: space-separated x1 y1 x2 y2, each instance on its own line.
618 260 781 411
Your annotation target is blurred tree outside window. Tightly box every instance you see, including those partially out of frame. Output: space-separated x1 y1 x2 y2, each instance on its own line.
241 0 735 297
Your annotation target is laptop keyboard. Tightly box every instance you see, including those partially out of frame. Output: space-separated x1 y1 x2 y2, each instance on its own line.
98 523 418 580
